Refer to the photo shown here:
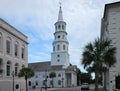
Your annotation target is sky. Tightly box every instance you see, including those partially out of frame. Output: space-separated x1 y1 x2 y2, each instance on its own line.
0 0 119 72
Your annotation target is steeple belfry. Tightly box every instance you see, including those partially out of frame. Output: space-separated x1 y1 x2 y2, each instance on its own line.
58 3 63 21
51 3 70 68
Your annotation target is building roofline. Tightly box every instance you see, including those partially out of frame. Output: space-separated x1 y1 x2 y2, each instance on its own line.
0 18 28 38
103 1 120 19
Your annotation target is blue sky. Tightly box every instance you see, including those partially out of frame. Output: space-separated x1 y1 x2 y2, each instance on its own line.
0 0 119 72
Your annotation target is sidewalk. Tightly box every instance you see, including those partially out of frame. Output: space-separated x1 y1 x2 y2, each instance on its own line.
29 88 48 91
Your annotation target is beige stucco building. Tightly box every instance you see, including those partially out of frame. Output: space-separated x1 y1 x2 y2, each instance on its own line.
101 1 120 91
0 18 28 91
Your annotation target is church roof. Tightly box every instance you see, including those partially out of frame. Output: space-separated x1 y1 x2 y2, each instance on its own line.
28 61 64 71
29 61 78 73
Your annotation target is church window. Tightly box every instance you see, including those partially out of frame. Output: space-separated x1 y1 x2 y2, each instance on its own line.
57 59 60 62
58 73 61 77
58 25 61 29
6 61 11 76
50 80 53 86
63 45 66 50
36 81 38 86
57 35 60 38
62 25 64 30
57 54 60 57
57 45 60 50
58 80 61 85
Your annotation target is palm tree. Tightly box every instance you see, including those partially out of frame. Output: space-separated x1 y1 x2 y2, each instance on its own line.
49 72 56 87
81 38 116 91
18 67 34 91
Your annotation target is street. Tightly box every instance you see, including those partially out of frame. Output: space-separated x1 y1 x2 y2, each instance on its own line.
29 84 104 91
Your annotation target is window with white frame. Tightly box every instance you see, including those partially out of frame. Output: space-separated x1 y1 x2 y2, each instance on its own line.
21 46 25 59
15 42 19 57
6 61 11 76
6 40 11 54
57 45 60 50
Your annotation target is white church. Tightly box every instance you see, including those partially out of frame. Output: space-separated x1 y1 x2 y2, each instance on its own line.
28 5 78 88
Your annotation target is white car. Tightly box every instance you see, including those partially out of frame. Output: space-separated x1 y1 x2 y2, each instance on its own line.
81 83 89 90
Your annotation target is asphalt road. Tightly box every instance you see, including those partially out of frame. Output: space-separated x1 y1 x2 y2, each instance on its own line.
29 84 104 91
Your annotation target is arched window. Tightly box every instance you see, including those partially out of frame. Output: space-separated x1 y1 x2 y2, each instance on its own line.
21 46 25 59
6 61 11 76
36 81 38 86
58 25 61 30
58 73 61 77
58 80 61 85
0 33 3 52
63 45 66 50
6 37 12 54
57 45 60 50
15 41 19 57
62 25 64 30
15 63 18 76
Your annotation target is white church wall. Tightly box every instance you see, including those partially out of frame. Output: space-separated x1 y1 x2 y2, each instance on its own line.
28 70 66 88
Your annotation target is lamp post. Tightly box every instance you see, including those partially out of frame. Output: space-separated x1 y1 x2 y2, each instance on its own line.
11 71 15 91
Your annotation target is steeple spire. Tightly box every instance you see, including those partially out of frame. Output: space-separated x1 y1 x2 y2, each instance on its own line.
58 2 63 21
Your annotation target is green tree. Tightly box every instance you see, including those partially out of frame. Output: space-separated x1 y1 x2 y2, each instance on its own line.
80 72 92 84
49 72 56 87
81 38 116 91
18 67 34 91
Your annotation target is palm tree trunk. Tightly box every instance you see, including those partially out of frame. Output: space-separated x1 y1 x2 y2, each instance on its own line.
104 72 107 91
52 78 54 88
95 71 99 91
25 76 28 91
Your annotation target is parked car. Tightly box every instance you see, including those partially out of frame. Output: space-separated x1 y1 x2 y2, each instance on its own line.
81 83 89 90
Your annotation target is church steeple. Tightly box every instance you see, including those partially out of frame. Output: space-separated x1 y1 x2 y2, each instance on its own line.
51 3 70 68
58 3 63 21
